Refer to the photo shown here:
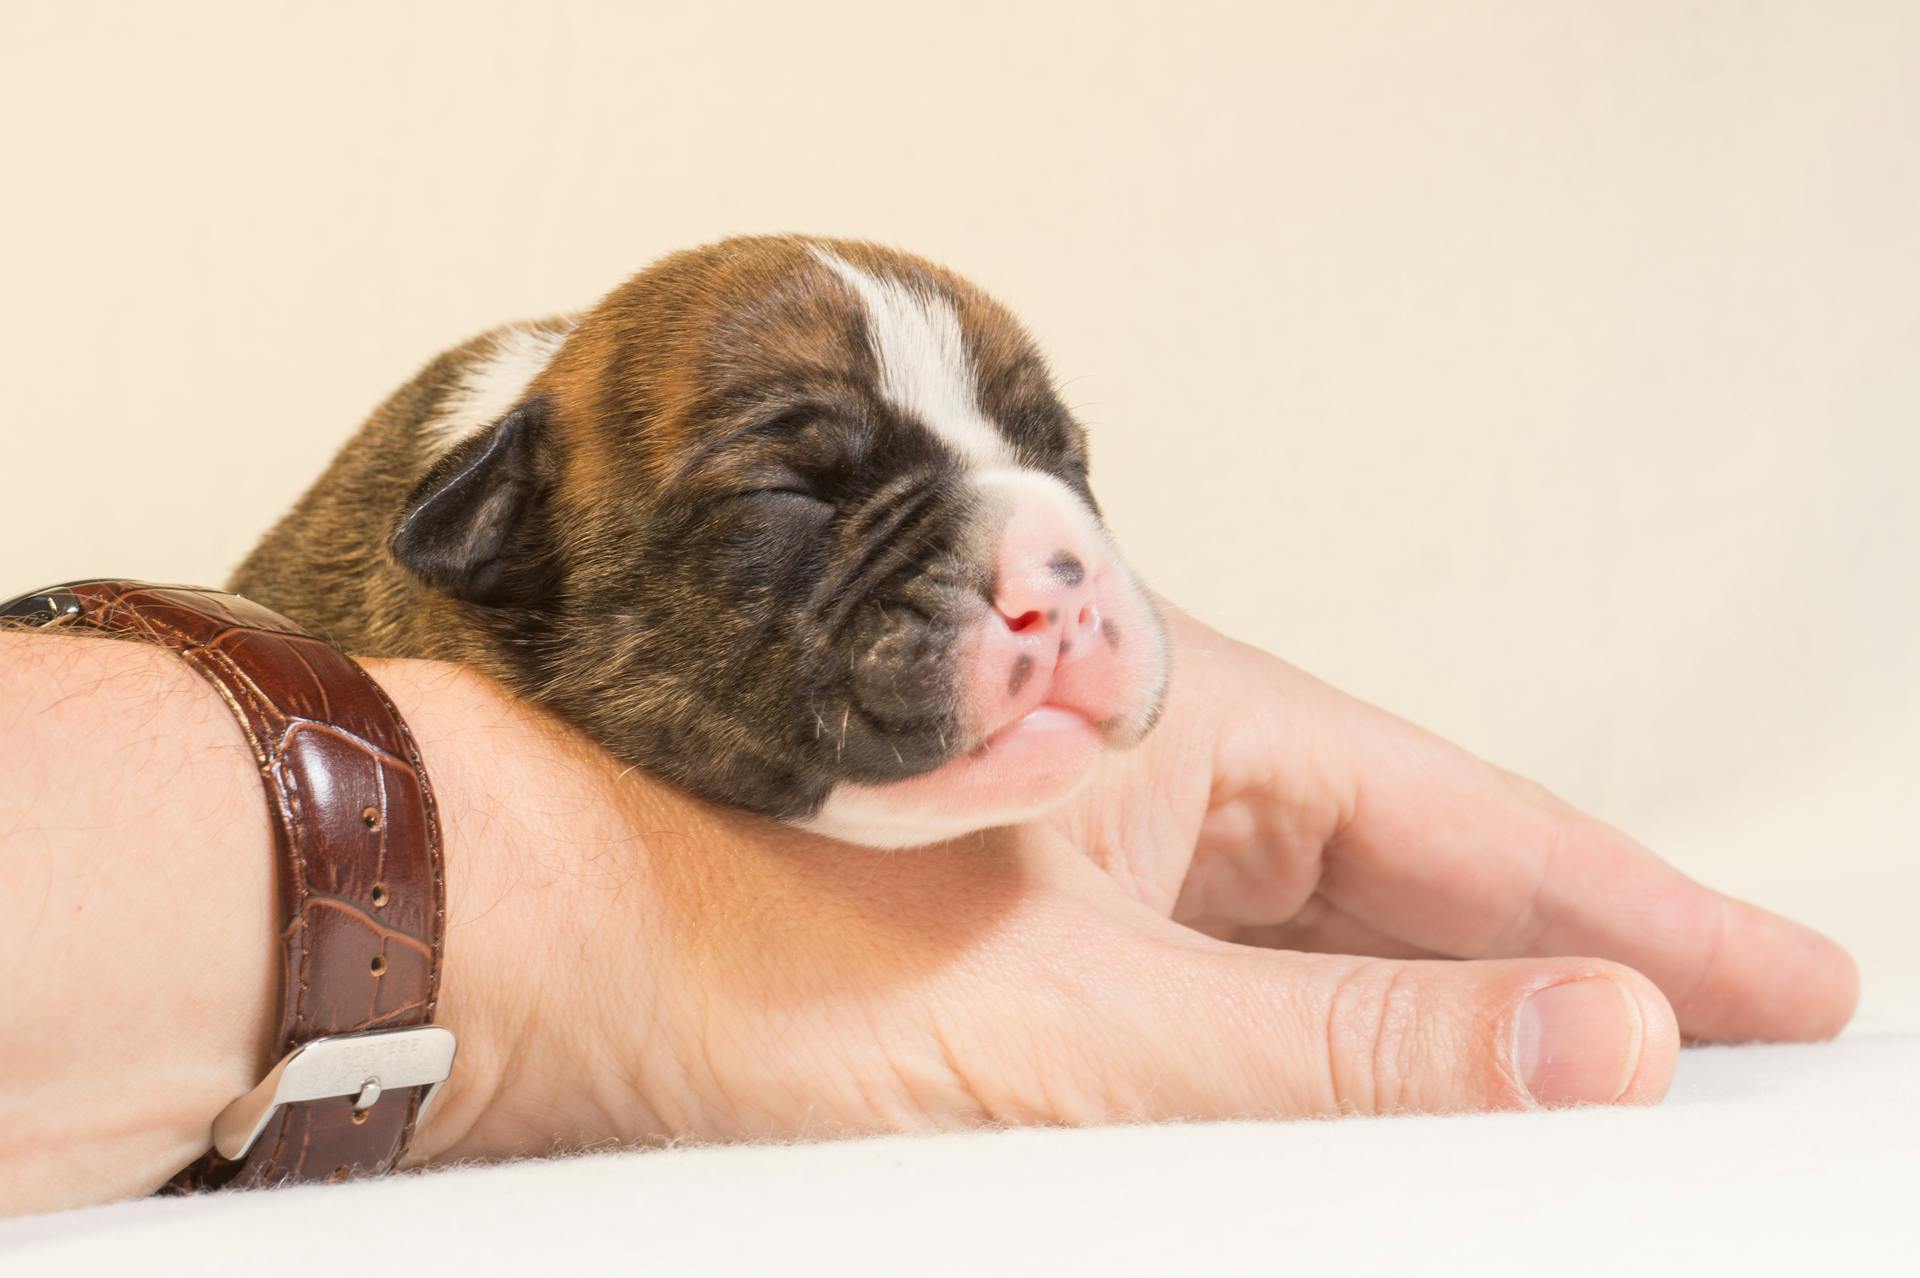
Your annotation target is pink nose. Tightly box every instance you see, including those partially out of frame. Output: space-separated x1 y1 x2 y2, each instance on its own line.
993 508 1104 658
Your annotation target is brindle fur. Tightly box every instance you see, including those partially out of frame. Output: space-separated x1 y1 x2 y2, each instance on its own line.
230 235 1094 820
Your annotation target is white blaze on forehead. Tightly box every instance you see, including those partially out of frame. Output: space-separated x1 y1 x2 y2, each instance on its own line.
809 247 1011 467
423 320 575 455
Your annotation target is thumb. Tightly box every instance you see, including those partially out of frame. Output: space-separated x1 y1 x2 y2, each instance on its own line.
1086 943 1680 1119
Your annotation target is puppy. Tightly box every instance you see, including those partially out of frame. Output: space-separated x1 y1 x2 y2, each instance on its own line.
231 236 1167 847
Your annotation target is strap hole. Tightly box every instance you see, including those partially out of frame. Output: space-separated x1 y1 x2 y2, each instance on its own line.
362 807 381 830
370 954 387 976
351 1107 371 1125
370 882 389 908
329 1164 351 1182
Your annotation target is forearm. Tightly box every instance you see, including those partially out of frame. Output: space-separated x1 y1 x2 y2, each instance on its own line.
0 634 276 1212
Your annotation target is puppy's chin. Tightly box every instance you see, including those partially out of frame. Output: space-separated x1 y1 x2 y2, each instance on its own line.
797 706 1108 848
797 533 1169 848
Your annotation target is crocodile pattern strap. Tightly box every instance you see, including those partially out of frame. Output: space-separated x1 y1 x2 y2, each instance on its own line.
2 580 446 1189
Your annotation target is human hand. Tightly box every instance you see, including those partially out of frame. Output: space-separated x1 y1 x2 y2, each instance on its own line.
398 604 1858 1160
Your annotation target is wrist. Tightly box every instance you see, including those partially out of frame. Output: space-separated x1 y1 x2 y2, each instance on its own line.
361 658 682 1164
0 630 673 1206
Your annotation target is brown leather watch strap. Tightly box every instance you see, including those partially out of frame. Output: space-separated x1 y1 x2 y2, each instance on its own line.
1 579 447 1190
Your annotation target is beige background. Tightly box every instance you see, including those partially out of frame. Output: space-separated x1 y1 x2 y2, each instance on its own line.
3 2 1914 1012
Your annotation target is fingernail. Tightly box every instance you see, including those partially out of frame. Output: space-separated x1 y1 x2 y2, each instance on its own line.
1515 978 1644 1107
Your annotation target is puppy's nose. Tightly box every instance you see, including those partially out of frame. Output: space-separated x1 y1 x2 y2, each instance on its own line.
993 506 1104 659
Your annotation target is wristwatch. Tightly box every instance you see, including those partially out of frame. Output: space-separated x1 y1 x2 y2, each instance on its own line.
1 580 453 1190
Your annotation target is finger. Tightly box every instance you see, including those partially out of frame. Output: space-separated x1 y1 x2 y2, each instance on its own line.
1319 695 1859 1043
993 931 1679 1121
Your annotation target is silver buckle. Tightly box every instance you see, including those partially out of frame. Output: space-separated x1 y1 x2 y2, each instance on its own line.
211 1025 457 1160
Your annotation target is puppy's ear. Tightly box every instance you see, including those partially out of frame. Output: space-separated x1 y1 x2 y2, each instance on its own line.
389 397 560 607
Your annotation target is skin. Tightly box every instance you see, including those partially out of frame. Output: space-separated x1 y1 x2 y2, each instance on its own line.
0 607 1858 1216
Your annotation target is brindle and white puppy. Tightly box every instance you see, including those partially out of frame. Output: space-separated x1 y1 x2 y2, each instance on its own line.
232 236 1167 847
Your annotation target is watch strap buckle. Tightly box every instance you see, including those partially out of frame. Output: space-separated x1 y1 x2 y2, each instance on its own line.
212 1026 457 1161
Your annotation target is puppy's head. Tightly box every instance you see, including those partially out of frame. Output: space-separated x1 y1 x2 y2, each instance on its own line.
391 236 1167 847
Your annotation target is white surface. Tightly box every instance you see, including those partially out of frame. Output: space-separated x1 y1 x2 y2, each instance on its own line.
5 1035 1916 1275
